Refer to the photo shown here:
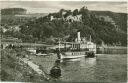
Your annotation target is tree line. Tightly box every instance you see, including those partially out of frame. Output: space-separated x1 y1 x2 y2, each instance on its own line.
3 7 127 46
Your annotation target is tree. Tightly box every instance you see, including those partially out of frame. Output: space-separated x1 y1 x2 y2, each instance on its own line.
64 10 72 18
19 7 127 46
72 9 79 16
79 6 89 15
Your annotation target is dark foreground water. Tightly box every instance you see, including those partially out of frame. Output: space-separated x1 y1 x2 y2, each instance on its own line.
60 54 127 82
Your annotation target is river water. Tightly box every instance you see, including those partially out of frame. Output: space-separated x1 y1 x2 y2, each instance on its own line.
60 54 127 82
30 51 127 82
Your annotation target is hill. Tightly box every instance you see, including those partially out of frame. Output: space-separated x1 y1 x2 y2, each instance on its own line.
1 8 27 15
10 7 128 46
1 13 48 26
91 11 127 32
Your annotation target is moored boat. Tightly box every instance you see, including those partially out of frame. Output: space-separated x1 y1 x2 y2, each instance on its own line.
57 31 96 60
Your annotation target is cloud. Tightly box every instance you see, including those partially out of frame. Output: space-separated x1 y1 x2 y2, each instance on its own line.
0 1 127 13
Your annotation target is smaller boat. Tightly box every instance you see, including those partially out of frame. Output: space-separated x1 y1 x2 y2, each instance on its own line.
27 48 36 54
35 48 54 56
27 47 52 56
35 48 48 56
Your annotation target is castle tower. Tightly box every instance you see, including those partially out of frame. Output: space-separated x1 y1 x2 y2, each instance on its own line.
50 16 54 21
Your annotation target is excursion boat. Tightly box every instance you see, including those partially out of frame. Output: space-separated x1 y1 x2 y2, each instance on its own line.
57 31 96 60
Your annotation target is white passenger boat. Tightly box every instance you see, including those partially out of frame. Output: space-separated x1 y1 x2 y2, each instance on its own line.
57 31 97 60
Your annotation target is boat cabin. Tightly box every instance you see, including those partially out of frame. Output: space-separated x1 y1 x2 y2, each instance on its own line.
57 31 96 53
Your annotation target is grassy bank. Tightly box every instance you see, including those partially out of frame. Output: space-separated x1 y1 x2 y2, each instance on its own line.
1 48 45 82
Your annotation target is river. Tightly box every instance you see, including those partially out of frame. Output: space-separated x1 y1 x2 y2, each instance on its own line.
60 54 127 82
29 52 127 82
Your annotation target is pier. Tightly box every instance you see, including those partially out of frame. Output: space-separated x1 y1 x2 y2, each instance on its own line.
97 46 127 54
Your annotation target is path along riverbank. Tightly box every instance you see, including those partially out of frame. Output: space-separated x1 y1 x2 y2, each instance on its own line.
1 49 51 82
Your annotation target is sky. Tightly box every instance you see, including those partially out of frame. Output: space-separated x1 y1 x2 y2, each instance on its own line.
0 1 127 13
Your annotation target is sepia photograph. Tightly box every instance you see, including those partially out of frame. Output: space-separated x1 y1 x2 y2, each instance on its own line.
0 0 127 82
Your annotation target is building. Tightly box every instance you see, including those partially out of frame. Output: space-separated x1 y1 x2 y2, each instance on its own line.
11 25 21 32
1 25 21 33
50 16 62 21
50 10 82 22
66 14 82 22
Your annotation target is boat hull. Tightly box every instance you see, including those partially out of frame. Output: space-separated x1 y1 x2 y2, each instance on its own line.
59 51 96 59
27 49 36 54
60 53 86 59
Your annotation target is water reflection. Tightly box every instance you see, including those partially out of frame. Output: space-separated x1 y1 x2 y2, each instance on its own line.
59 54 127 82
97 47 127 54
80 57 96 68
60 57 97 82
29 48 127 82
61 57 96 68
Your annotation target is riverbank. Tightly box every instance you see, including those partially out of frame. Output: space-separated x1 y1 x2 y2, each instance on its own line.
29 54 58 74
1 48 48 82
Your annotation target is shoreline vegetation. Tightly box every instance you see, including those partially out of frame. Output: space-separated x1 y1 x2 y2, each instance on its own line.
1 47 62 82
1 48 49 82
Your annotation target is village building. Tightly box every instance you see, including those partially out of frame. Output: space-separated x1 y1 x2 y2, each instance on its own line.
1 26 8 33
50 16 54 21
1 25 21 33
50 9 82 22
50 16 62 21
10 25 21 32
62 11 67 15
